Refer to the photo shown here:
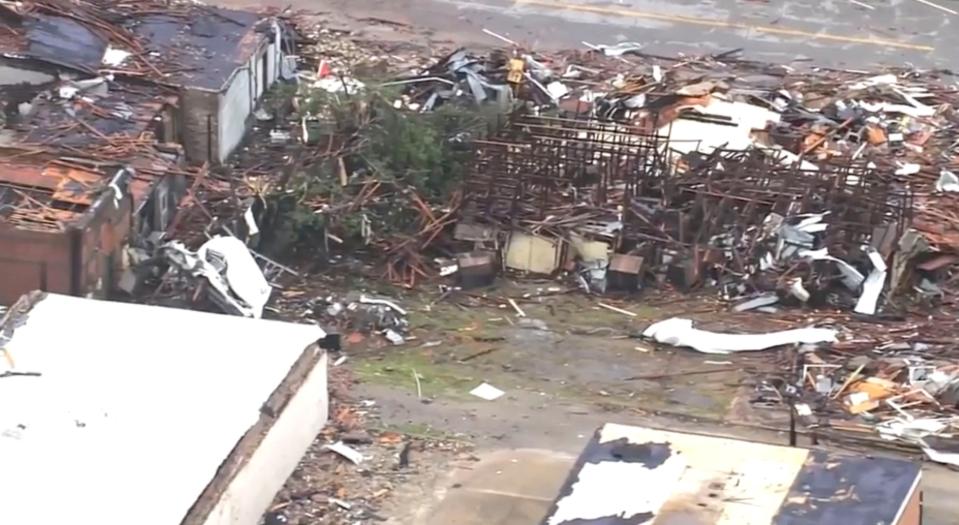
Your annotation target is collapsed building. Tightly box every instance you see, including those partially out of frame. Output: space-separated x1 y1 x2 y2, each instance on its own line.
440 51 958 316
0 153 139 301
0 0 292 304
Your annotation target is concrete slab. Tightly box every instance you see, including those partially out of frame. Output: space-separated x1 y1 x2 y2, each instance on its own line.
450 449 575 500
426 491 551 525
421 449 574 525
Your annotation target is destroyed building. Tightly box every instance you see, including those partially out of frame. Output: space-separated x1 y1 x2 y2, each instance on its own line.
0 0 291 303
0 0 291 164
124 5 292 164
0 153 135 303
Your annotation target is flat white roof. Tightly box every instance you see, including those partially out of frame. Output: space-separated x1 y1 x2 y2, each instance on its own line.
0 294 325 525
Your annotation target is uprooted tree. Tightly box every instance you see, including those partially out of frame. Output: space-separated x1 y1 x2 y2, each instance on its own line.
260 82 502 283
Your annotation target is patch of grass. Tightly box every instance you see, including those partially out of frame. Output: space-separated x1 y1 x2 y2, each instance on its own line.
354 349 478 399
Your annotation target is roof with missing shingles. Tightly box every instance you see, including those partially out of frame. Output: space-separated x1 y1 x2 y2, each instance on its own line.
128 7 268 91
0 3 272 90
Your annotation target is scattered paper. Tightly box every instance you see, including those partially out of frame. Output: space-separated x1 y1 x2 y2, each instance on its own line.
895 163 921 176
470 382 505 401
547 81 570 100
324 441 364 464
384 329 405 345
642 317 837 354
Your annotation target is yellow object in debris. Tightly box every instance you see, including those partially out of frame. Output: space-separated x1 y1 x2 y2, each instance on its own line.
507 58 525 85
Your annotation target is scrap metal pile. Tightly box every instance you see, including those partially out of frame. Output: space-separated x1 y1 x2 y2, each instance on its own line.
382 43 959 459
217 24 959 318
790 328 959 464
430 46 959 316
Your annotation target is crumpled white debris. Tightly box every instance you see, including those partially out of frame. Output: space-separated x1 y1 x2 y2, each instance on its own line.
876 417 959 467
853 248 888 315
642 318 837 354
197 236 272 318
936 169 959 193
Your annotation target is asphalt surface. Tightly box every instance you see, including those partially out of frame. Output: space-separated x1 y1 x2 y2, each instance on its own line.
231 0 958 70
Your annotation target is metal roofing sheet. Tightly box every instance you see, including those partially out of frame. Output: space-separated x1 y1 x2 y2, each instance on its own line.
23 14 107 72
131 7 265 90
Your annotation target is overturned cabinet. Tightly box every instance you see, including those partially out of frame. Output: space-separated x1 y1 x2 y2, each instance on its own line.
457 251 497 288
0 292 334 525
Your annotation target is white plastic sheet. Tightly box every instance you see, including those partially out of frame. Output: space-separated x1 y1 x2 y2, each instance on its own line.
470 382 505 401
643 318 837 355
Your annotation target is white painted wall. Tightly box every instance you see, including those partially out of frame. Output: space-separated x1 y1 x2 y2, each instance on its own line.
216 30 283 163
199 347 328 525
217 63 252 163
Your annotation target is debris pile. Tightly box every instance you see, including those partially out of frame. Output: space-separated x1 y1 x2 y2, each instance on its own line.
265 368 472 524
788 329 959 466
315 294 411 345
149 19 959 321
433 47 959 315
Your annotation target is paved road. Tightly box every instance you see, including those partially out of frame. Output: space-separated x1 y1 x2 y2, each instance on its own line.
230 0 958 70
